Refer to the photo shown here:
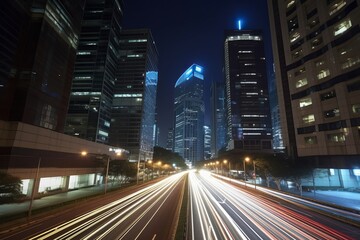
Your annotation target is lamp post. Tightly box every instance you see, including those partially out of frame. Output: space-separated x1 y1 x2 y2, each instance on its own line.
28 157 41 218
148 160 153 179
253 161 257 189
216 161 219 174
223 160 228 176
244 157 250 187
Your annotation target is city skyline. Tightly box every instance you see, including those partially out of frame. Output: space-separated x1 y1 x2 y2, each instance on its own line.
121 0 273 147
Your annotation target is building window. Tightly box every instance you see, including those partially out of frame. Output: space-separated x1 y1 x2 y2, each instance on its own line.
296 78 308 88
311 37 323 49
294 67 305 77
352 104 360 114
292 48 303 59
341 57 360 69
328 0 347 16
288 16 299 32
334 19 352 36
308 17 319 29
287 0 296 9
327 133 345 143
290 32 301 43
305 136 317 144
299 97 312 108
324 108 340 118
317 69 330 79
303 114 315 123
320 90 336 101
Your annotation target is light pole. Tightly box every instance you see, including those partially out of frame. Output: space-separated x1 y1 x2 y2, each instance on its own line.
223 160 228 176
244 157 250 187
253 160 257 189
148 160 153 179
216 161 219 174
28 157 41 218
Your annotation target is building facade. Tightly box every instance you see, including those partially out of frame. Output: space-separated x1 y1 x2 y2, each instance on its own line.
210 81 227 157
174 64 205 165
109 29 159 163
268 0 360 167
268 0 360 188
64 0 123 144
224 30 273 152
0 0 85 132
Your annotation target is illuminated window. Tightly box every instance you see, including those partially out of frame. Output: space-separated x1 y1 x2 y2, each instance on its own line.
287 0 295 8
303 114 315 124
341 57 360 69
299 97 312 108
320 90 336 101
352 104 360 114
305 136 317 144
292 48 303 59
308 17 319 29
328 0 346 16
296 78 308 88
77 51 91 55
334 19 352 36
290 32 301 43
311 37 323 49
327 133 345 142
317 69 330 79
324 108 340 118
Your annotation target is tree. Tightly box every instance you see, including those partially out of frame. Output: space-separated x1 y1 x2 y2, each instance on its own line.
153 146 187 169
0 172 24 203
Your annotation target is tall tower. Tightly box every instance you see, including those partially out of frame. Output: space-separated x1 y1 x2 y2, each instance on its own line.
210 81 227 157
174 64 205 166
109 29 159 163
268 0 360 168
64 0 123 143
0 0 85 132
224 29 273 152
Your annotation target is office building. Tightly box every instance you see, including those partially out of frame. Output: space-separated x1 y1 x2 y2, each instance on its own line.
109 29 159 162
166 128 174 151
224 29 273 152
174 64 205 165
65 0 123 144
0 0 85 132
268 0 360 166
204 126 212 159
210 81 227 157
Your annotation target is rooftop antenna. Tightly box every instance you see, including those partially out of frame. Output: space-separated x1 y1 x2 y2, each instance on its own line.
238 20 242 30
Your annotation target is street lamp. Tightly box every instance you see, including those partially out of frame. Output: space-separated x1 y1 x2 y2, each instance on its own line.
148 160 153 179
223 160 228 176
244 157 250 187
216 161 219 174
253 160 257 189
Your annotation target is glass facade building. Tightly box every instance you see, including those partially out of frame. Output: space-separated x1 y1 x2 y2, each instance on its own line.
0 0 85 132
64 0 123 143
210 81 227 157
109 29 159 162
224 30 273 152
174 64 205 165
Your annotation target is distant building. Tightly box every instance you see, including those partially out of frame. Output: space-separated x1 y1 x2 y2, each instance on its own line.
210 81 227 157
224 29 273 152
166 128 174 151
0 0 85 132
174 64 205 165
204 126 212 159
109 29 159 163
268 0 360 169
65 0 123 143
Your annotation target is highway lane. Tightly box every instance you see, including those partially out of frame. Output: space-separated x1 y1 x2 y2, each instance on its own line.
1 172 186 240
188 170 360 240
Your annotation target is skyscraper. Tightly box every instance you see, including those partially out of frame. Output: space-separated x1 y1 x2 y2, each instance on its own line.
64 0 123 143
174 64 205 165
224 30 273 152
0 0 85 132
268 0 360 169
210 81 227 157
109 29 159 163
204 125 212 159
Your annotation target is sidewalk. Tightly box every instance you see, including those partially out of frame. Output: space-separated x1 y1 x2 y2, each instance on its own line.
0 184 120 220
301 190 360 211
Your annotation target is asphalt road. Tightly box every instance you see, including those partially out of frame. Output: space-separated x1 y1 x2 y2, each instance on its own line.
188 170 360 240
0 172 186 240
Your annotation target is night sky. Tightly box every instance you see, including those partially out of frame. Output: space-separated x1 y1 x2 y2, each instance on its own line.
121 0 273 146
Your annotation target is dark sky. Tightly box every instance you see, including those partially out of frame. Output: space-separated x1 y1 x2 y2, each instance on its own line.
121 0 272 146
